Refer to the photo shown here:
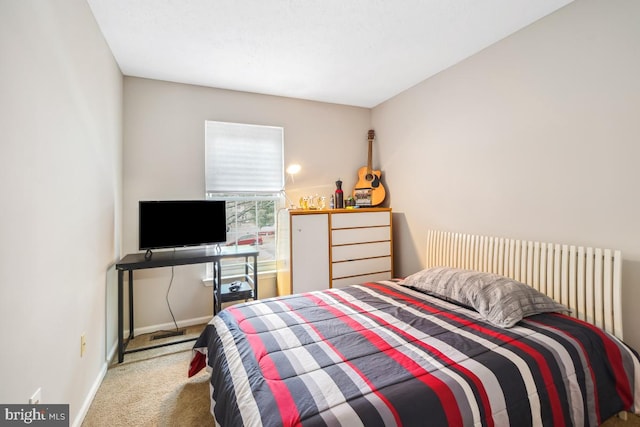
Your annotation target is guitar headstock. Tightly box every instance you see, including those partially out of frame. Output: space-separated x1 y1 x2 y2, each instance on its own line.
368 129 375 142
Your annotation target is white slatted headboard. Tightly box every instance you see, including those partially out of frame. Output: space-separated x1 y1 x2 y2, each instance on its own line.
426 230 623 340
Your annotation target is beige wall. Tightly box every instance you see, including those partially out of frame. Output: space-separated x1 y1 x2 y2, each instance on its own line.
0 0 123 424
372 0 640 350
123 77 370 328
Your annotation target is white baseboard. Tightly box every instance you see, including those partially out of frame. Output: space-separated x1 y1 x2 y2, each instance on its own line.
72 360 108 427
106 339 118 365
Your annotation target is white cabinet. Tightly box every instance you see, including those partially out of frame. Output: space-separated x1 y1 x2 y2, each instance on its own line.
277 208 393 295
290 213 330 293
277 211 330 295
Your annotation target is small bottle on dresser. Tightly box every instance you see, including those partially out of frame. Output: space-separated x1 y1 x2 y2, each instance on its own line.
335 179 344 209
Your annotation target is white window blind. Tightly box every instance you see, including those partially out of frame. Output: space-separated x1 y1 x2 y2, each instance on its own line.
205 121 284 194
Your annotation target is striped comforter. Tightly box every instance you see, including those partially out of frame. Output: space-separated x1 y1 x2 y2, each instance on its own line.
190 280 640 426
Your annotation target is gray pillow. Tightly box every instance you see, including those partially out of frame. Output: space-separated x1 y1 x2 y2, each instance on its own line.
402 267 569 328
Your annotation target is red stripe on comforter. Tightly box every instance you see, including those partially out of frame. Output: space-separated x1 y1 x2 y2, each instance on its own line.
369 282 567 426
328 288 496 427
305 292 464 427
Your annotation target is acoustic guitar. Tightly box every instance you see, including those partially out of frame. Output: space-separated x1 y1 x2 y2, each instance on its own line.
353 129 385 206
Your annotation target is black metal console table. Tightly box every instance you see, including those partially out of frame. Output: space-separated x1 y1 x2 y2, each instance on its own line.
115 246 258 363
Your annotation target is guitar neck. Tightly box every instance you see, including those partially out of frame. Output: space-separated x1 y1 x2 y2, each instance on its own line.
366 129 375 173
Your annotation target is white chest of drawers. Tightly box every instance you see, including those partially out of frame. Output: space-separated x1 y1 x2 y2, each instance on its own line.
277 208 393 295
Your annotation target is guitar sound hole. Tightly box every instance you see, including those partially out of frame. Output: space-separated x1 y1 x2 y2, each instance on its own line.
365 173 374 181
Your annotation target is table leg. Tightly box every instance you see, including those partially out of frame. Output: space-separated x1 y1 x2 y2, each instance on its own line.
118 269 124 363
128 270 134 338
253 255 258 300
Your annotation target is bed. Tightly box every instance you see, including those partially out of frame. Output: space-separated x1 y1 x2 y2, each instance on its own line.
190 230 640 426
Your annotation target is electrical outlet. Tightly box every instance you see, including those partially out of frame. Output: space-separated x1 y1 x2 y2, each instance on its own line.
29 388 41 405
80 334 86 357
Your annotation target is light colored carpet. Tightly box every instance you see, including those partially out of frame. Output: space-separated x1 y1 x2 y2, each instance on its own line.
82 326 639 426
83 328 214 426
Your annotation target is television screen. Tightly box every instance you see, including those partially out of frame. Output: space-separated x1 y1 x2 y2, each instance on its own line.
139 200 226 250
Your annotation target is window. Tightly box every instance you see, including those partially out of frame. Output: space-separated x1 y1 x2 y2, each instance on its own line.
205 121 284 277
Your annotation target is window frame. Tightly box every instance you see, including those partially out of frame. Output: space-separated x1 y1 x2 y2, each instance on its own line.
204 121 285 280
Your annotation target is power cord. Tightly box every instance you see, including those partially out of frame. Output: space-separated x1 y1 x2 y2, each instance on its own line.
146 249 182 340
166 250 179 332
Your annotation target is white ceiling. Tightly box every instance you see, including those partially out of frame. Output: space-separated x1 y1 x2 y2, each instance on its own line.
87 0 573 108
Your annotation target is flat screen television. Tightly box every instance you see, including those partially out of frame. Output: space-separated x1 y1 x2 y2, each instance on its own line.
139 200 226 251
